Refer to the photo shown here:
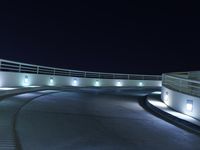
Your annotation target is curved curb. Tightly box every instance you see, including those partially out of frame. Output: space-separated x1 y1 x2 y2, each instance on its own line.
14 91 62 150
0 88 62 150
145 94 200 135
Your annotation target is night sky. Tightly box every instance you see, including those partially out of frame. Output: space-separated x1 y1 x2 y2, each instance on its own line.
0 1 199 75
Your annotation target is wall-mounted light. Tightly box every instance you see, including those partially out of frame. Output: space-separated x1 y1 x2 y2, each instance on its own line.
72 79 78 86
23 75 30 86
139 82 143 86
24 75 29 84
152 91 162 95
95 80 100 86
186 100 193 112
50 77 54 85
116 81 122 87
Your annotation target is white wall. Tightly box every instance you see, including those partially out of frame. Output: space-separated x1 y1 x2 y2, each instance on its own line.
161 86 200 120
0 71 161 87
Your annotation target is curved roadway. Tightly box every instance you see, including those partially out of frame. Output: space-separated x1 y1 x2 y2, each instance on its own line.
1 87 200 150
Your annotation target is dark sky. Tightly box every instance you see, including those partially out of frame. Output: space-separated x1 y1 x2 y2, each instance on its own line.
0 1 200 75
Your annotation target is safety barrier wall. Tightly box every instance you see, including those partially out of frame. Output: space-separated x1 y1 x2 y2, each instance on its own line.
0 59 161 87
162 73 200 120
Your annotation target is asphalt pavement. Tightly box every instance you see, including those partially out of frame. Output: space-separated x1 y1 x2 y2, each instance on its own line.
1 87 200 150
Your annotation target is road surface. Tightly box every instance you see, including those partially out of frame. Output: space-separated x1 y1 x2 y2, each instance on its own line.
0 87 200 150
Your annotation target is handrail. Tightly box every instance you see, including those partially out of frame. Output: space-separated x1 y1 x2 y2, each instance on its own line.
162 73 200 97
164 74 200 85
0 59 161 80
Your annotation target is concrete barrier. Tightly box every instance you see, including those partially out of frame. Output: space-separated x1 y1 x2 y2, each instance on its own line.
162 86 200 120
0 72 161 87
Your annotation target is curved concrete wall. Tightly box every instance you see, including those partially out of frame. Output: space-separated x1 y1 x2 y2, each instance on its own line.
0 72 161 87
162 86 200 120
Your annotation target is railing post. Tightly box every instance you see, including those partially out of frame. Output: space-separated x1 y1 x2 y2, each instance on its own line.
69 71 72 77
37 66 39 74
162 74 164 85
178 79 181 92
180 79 182 92
84 72 86 78
53 68 56 75
19 64 21 72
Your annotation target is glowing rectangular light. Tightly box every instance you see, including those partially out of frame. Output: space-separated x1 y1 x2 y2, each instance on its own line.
23 75 30 86
73 79 78 86
50 78 54 84
186 100 193 112
116 81 122 87
95 80 100 86
152 91 161 95
139 82 143 86
24 76 29 83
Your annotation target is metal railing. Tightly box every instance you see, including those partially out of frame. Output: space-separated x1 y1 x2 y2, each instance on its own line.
162 73 200 97
0 59 161 80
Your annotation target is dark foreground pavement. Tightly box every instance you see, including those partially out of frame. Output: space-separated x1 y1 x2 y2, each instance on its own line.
1 87 200 150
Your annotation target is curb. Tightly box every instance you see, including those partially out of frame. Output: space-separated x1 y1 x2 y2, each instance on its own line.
145 94 200 135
